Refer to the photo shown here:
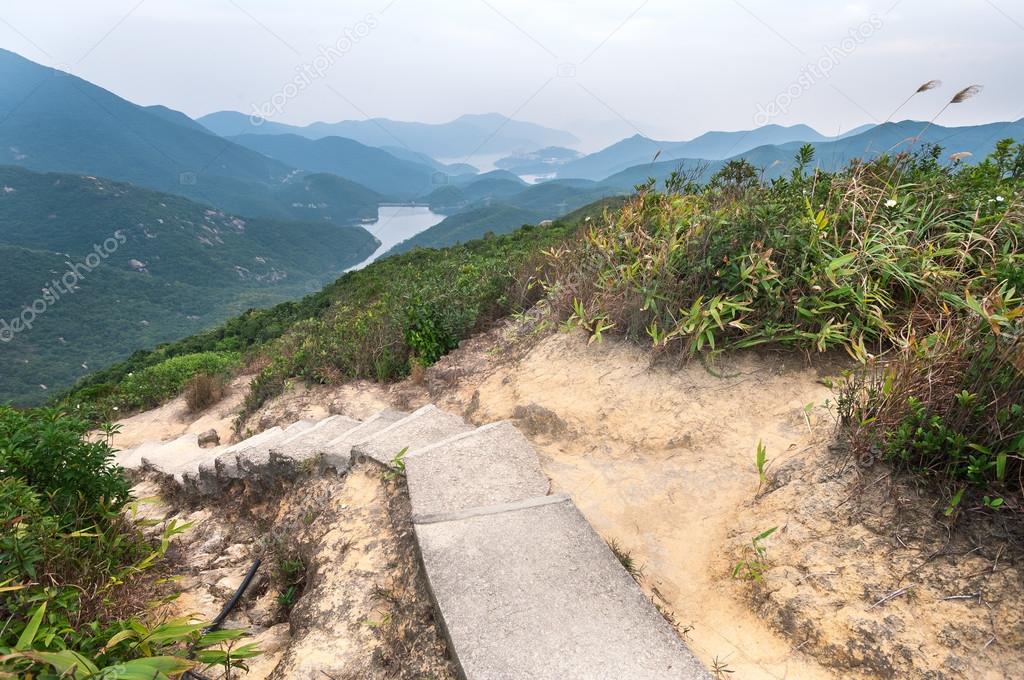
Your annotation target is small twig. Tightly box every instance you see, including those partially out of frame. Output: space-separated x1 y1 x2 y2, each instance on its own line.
939 593 980 601
868 585 914 609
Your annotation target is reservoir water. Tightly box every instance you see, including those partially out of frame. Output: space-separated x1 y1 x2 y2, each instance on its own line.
349 205 445 270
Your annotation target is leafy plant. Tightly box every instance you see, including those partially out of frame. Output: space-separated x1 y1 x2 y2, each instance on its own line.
0 406 129 522
383 447 409 481
0 408 258 678
732 527 778 582
755 440 769 488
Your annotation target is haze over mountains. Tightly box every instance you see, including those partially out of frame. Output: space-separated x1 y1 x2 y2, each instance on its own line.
0 44 1020 403
198 110 581 158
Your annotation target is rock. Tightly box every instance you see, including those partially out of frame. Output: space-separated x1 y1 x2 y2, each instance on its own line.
248 589 283 627
512 403 567 436
242 624 290 679
198 529 226 554
197 429 220 448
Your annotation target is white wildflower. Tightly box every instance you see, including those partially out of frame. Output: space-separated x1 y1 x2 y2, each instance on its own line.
996 195 1005 203
885 199 897 208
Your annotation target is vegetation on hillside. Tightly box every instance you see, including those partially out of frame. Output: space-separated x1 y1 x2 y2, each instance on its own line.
0 407 257 677
0 166 377 406
58 211 597 422
549 140 1023 518
390 180 622 256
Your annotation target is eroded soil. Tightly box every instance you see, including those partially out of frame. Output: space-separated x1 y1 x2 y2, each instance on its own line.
131 464 455 679
117 314 1024 679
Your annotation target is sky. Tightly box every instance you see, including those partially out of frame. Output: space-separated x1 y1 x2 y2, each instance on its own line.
2 0 1022 150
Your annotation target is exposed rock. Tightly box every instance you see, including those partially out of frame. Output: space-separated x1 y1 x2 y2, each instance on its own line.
512 403 567 436
197 428 220 448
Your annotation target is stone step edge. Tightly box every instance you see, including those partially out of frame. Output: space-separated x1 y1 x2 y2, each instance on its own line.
351 404 438 448
412 492 567 525
404 420 510 460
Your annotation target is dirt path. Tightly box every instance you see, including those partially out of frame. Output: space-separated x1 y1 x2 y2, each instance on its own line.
115 322 1022 678
423 331 837 678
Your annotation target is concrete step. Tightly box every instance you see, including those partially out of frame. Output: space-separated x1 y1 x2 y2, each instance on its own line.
139 434 211 483
415 495 710 680
185 418 337 495
236 418 325 474
115 440 164 470
269 415 360 461
351 405 472 466
406 421 550 519
321 409 407 472
214 419 317 479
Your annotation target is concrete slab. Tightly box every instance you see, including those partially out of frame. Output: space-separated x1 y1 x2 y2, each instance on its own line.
351 405 472 466
115 440 164 470
140 434 215 483
214 427 284 479
406 421 550 518
190 419 328 493
415 496 710 680
269 415 360 463
235 418 321 473
321 409 407 471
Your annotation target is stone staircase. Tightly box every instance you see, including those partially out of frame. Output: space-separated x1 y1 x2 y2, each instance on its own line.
116 404 710 679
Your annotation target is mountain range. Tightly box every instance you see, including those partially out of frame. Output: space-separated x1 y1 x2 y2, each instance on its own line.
198 110 580 158
598 117 1024 191
0 48 382 224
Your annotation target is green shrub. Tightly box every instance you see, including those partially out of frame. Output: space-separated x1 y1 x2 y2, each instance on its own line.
0 476 58 582
118 351 239 410
0 409 258 678
835 287 1023 513
0 406 129 522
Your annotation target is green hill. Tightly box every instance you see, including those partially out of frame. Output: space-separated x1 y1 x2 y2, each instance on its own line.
0 49 380 224
228 133 440 199
0 166 378 405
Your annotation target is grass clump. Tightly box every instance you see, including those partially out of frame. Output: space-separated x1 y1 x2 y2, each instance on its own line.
184 371 228 413
0 407 258 677
833 294 1023 515
547 142 1022 359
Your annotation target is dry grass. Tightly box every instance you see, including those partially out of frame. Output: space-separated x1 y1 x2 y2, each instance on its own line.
184 372 227 413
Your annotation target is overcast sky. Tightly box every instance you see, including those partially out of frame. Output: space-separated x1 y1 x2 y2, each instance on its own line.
2 0 1022 149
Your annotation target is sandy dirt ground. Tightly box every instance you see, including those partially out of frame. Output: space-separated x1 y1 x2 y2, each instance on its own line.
116 318 1023 679
131 464 455 679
